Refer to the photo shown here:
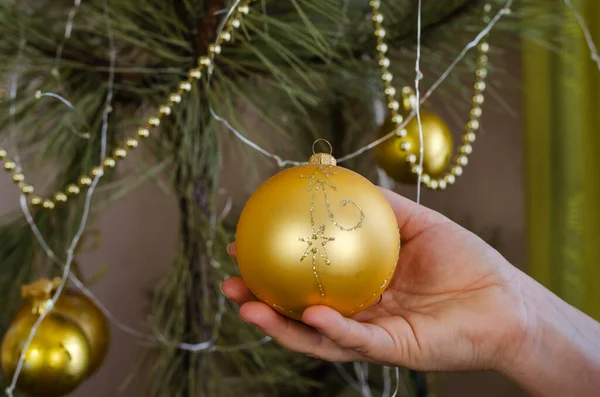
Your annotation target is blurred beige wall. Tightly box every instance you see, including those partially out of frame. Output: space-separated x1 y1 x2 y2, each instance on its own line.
0 47 527 397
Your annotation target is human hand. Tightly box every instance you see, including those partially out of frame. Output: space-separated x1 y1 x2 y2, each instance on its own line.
222 188 530 373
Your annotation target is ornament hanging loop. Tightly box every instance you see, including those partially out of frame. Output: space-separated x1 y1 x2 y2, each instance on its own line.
309 139 336 166
312 139 333 155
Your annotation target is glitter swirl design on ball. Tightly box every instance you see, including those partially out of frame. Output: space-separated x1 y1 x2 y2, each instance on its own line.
299 166 365 302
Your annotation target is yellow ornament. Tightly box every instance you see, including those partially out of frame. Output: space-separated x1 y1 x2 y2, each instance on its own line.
375 90 454 184
236 141 400 321
1 279 110 397
1 282 92 397
15 291 110 376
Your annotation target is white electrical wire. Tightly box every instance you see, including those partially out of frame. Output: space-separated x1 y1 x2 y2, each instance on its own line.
54 0 83 73
34 91 76 109
381 366 392 397
354 361 373 397
391 367 400 397
334 363 363 394
6 2 115 395
564 0 600 71
414 0 424 204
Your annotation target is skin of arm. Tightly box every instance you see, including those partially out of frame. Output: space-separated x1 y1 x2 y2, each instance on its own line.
502 273 600 397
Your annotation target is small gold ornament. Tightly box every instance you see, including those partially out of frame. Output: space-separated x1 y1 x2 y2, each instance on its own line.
1 311 90 397
14 293 110 376
1 279 110 397
236 141 400 320
1 280 89 397
375 88 453 184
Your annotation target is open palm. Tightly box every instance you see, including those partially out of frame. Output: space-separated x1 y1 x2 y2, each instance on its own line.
222 188 529 373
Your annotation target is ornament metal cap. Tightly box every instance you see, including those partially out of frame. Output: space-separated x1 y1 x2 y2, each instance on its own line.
309 139 337 166
21 277 62 300
20 277 62 314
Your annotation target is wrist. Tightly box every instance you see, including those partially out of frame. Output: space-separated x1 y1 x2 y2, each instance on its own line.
497 272 600 396
491 270 538 375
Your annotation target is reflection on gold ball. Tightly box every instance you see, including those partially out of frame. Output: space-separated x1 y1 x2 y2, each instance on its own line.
54 292 109 375
14 291 110 376
1 311 91 397
375 112 453 184
236 155 400 320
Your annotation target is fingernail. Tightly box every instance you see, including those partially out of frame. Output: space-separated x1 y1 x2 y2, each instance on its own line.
239 314 252 325
226 243 233 256
369 294 383 308
220 282 228 298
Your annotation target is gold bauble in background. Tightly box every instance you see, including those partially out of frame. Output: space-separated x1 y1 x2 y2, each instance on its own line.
236 146 400 320
375 111 454 184
1 307 92 397
16 291 111 375
1 279 110 397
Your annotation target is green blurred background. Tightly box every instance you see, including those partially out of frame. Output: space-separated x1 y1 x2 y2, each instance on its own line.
523 0 600 321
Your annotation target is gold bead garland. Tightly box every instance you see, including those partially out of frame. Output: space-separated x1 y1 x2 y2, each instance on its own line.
0 0 254 210
369 1 492 190
2 0 492 204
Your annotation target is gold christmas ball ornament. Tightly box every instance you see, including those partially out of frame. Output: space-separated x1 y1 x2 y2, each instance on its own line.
375 87 454 184
15 291 111 376
236 140 400 321
1 310 91 397
1 279 110 397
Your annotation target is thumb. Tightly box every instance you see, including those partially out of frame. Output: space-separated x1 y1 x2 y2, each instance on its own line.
377 187 449 242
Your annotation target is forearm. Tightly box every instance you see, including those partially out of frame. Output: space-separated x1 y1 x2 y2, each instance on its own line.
503 274 600 397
